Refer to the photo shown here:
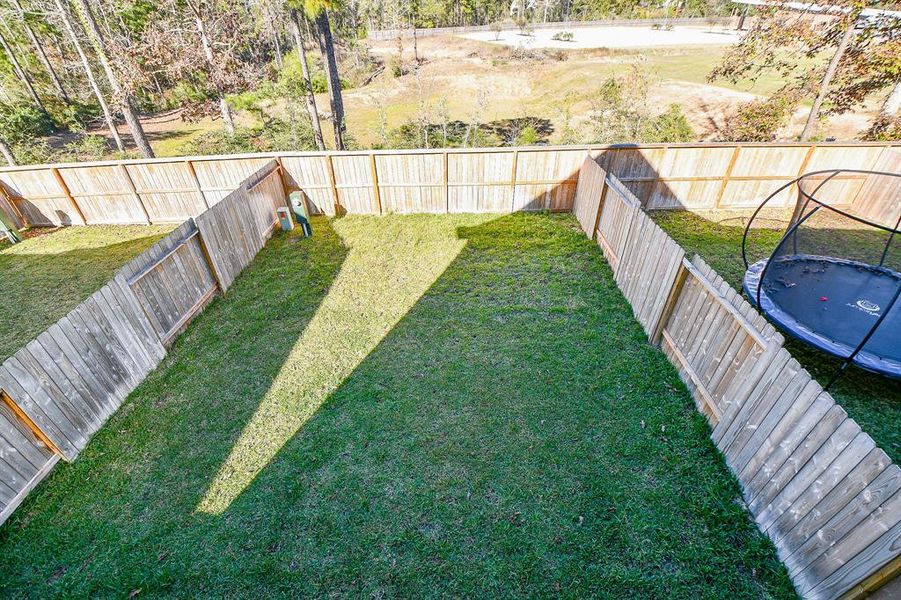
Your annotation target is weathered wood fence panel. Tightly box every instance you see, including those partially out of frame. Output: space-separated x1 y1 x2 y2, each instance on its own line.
277 155 336 216
0 393 59 523
1 144 898 227
574 164 900 599
852 148 901 227
0 160 286 527
571 157 606 237
120 220 218 346
125 162 209 222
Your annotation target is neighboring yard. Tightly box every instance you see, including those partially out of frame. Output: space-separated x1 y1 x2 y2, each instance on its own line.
651 209 901 464
0 225 173 362
0 214 794 597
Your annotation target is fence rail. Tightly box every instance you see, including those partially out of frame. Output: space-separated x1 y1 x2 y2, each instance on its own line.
572 157 900 599
0 161 286 526
1 144 898 230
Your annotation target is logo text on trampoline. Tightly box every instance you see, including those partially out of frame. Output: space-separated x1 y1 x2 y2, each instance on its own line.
851 299 881 316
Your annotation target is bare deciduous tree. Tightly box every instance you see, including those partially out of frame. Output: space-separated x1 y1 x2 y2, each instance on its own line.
289 8 325 150
72 0 154 157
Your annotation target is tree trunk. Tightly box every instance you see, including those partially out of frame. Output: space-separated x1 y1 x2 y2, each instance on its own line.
54 0 125 152
269 3 284 70
314 10 346 150
11 0 70 102
0 23 45 112
273 29 284 70
800 20 855 142
73 0 154 157
879 81 901 119
186 0 235 135
0 136 16 166
290 10 325 150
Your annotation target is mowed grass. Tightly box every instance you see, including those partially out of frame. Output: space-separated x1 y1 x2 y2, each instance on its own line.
0 225 173 361
650 210 901 463
0 214 794 598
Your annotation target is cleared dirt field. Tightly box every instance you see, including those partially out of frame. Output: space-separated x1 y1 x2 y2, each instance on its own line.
76 29 882 157
462 24 741 49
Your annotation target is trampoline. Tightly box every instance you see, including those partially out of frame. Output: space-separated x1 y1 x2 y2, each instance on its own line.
741 169 901 383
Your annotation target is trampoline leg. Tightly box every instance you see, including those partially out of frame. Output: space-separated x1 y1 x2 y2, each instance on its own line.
824 362 849 391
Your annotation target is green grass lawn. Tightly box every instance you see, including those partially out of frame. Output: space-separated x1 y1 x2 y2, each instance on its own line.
0 225 174 362
0 214 794 598
650 210 901 464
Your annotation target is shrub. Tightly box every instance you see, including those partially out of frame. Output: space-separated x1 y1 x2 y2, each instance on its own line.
551 31 574 42
0 102 54 145
515 16 532 36
718 91 799 142
644 104 695 143
63 134 109 162
10 140 55 165
180 128 261 156
389 55 404 78
490 21 504 41
515 125 541 145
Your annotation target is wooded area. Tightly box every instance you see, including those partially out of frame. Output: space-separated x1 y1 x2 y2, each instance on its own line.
0 0 898 168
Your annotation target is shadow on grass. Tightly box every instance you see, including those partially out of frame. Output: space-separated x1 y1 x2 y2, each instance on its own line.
0 226 173 362
0 213 794 598
650 209 901 464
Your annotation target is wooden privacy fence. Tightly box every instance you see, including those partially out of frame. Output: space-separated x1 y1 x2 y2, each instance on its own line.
1 143 898 230
572 157 900 600
0 161 286 526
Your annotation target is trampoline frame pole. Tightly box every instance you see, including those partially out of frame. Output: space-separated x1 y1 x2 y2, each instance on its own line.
825 281 901 390
878 213 901 268
792 171 841 255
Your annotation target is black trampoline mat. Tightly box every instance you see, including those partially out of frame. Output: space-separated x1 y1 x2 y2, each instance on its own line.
746 255 901 376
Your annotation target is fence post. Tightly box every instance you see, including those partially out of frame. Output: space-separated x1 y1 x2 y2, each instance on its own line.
590 177 608 241
369 153 382 215
0 182 25 229
325 154 339 215
119 165 151 225
274 156 292 202
650 260 688 346
443 151 449 214
714 145 741 209
510 150 519 211
185 160 210 210
51 167 86 225
193 217 225 294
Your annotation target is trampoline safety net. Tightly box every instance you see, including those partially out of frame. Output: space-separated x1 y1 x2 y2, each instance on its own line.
742 169 901 380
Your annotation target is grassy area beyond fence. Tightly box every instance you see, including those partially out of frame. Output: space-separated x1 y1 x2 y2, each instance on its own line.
0 161 286 526
572 159 900 599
